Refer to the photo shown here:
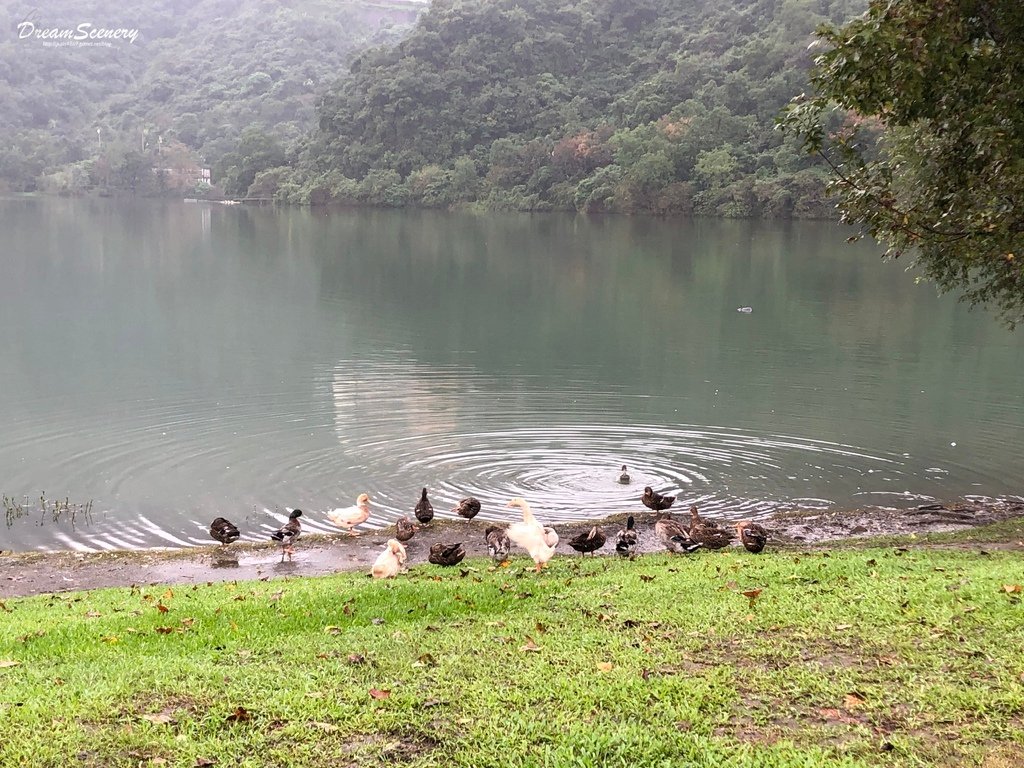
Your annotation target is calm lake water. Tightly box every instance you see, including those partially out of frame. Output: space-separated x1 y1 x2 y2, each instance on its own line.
1 198 1022 551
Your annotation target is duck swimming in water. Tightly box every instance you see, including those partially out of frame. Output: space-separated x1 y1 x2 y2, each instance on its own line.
618 465 630 484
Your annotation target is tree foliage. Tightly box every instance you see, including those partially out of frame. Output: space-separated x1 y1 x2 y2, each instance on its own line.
0 0 419 195
782 0 1024 327
276 0 866 216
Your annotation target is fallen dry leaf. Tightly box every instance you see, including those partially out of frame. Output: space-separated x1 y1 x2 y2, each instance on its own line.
535 622 547 634
225 706 252 724
844 692 867 709
309 721 339 732
194 759 216 767
819 707 859 725
834 624 853 631
0 660 22 668
639 575 655 583
154 627 175 635
101 635 120 644
1002 584 1022 594
368 688 391 700
741 588 762 608
268 590 284 602
140 713 176 726
85 610 102 618
156 602 169 613
596 662 614 672
324 626 342 636
347 653 366 665
162 589 174 600
413 653 437 668
519 636 542 652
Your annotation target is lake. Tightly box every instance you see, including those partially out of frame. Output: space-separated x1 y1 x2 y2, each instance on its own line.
1 198 1021 552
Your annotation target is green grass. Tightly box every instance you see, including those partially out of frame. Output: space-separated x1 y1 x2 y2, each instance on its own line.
1 548 1023 767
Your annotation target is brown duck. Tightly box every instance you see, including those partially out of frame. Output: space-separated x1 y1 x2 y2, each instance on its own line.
687 506 734 550
209 517 240 546
736 521 769 553
484 526 511 564
395 516 417 542
414 487 434 524
615 515 639 558
453 497 481 521
270 509 302 561
642 486 675 513
428 542 466 566
567 526 606 556
654 515 701 554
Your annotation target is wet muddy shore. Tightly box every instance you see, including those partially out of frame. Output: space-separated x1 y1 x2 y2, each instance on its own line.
2 499 1022 598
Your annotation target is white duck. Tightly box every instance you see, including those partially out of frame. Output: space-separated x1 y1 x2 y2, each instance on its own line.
371 538 407 579
326 493 371 536
506 497 558 572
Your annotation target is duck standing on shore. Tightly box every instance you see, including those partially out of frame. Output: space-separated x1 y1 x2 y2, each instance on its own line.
736 521 769 553
485 525 511 564
270 509 302 561
568 526 607 556
453 496 482 521
615 516 639 558
371 539 407 579
654 514 701 554
642 487 675 514
209 517 240 547
428 542 466 566
688 505 735 550
414 487 434 524
506 497 558 572
395 516 417 543
326 493 371 536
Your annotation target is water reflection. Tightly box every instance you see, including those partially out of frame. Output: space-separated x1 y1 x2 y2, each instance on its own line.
0 199 1021 551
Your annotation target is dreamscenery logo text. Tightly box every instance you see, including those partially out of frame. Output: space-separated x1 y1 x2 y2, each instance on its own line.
17 20 139 46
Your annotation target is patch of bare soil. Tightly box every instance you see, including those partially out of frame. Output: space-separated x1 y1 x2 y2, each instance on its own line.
2 501 1022 598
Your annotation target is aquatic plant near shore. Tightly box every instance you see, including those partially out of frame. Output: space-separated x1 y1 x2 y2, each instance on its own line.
3 492 93 529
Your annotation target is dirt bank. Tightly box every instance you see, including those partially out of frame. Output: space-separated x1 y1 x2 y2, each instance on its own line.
2 500 1022 598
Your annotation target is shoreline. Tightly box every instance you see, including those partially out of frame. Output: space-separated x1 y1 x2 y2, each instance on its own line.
2 499 1022 599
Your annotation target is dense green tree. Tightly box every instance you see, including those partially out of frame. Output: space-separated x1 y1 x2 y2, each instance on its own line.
283 0 864 215
0 0 420 194
782 0 1024 327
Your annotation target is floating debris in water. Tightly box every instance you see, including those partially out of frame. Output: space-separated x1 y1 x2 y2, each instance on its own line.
737 306 753 313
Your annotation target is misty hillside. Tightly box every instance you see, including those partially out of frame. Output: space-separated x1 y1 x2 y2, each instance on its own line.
0 0 423 194
276 0 866 216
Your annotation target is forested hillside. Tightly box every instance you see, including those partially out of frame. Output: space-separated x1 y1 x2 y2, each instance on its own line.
275 0 866 215
0 0 422 195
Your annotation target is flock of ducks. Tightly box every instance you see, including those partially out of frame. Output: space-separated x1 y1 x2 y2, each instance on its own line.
207 465 771 577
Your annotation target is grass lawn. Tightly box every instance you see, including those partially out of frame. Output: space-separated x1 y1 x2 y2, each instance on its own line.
1 545 1022 767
